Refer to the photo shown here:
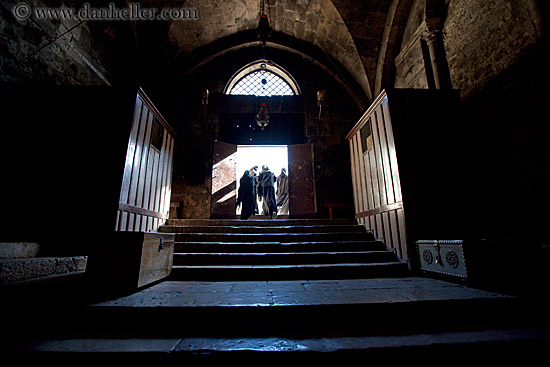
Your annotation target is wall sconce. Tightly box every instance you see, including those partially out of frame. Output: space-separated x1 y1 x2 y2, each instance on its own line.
201 89 209 105
317 90 326 106
317 89 326 122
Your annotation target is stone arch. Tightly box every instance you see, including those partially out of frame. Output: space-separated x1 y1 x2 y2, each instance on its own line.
224 59 301 95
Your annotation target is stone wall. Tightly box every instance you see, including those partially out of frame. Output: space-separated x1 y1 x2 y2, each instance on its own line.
394 0 429 89
443 0 541 99
393 0 550 242
0 0 117 85
394 0 543 98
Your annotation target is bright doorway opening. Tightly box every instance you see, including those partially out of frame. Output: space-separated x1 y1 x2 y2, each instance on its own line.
236 145 289 217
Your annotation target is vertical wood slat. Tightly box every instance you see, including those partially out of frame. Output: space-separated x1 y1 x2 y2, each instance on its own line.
371 112 388 208
389 210 399 253
351 136 362 213
397 208 407 260
381 97 403 202
373 108 393 246
369 140 384 243
153 131 168 215
120 96 143 204
162 137 175 221
134 214 141 232
375 106 396 205
127 108 149 206
142 148 155 218
356 135 367 214
368 147 383 239
116 90 176 232
354 134 368 214
135 112 154 209
347 90 408 262
159 138 172 226
158 131 171 226
128 213 135 232
349 139 359 213
149 150 160 212
120 211 128 231
364 150 375 234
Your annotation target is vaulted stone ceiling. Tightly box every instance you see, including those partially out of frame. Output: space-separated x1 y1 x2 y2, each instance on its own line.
137 0 414 103
166 0 372 100
0 0 415 105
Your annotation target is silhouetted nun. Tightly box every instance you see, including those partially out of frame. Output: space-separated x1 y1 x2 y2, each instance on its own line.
236 170 255 220
258 165 278 218
276 168 289 215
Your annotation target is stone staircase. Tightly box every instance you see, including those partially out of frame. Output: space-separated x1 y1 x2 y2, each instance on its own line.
159 218 409 281
4 218 550 359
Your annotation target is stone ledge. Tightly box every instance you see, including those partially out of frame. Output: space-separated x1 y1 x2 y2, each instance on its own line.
0 256 87 285
0 242 40 259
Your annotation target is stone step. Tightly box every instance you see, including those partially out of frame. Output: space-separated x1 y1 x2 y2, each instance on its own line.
174 240 387 253
2 278 528 342
169 261 410 281
173 232 375 243
160 224 366 234
165 218 357 227
173 250 398 266
14 329 547 358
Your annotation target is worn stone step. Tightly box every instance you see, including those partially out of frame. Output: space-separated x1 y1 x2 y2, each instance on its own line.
165 218 357 227
173 251 398 266
169 261 410 281
174 241 387 253
174 232 375 243
160 225 366 234
4 278 528 345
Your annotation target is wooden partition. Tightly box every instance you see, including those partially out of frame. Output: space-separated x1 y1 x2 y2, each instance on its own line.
347 89 462 265
347 91 408 261
116 89 176 232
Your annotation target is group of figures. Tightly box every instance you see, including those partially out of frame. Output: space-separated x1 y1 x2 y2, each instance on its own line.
236 165 289 220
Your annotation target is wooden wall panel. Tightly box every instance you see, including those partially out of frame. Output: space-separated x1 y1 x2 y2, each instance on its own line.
347 90 408 262
116 89 176 232
347 89 463 266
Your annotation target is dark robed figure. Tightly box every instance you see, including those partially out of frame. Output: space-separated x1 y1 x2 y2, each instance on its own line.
276 168 289 215
236 170 255 220
258 165 278 218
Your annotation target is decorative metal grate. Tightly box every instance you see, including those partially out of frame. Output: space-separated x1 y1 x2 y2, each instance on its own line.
229 70 295 96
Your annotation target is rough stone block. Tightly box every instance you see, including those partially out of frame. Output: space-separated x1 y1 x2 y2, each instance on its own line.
0 256 87 284
0 242 39 259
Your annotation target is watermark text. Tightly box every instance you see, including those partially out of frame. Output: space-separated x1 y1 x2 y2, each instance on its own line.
12 2 198 21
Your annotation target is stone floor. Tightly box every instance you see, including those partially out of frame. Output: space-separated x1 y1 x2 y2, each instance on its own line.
4 277 550 359
91 277 508 308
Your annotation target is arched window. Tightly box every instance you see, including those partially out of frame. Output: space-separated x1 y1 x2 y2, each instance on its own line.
225 60 300 96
